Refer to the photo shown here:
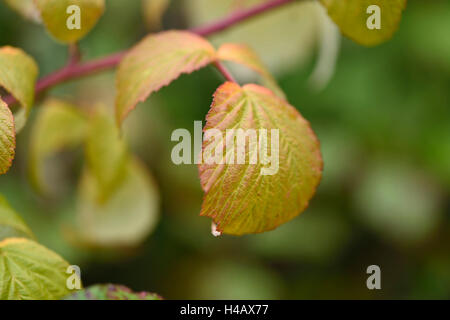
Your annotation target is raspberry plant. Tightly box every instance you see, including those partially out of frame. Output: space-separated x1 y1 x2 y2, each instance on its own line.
0 0 406 300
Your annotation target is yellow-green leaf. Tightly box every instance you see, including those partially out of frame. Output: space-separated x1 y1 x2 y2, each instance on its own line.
34 0 105 43
85 108 127 200
76 158 160 247
28 99 87 194
0 98 15 175
0 46 38 131
0 237 72 300
319 0 407 46
217 43 285 99
116 30 216 125
142 0 171 31
4 0 41 23
0 195 34 241
199 82 322 235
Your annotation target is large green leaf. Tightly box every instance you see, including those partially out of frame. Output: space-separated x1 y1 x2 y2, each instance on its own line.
0 237 71 300
3 0 41 23
0 195 34 241
29 99 87 194
319 0 407 46
0 46 38 131
199 82 322 235
85 109 127 200
65 284 162 300
0 98 15 175
115 30 216 125
217 43 285 99
76 158 160 247
34 0 105 43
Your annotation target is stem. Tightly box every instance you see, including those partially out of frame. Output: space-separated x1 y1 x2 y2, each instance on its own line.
67 44 82 66
35 51 127 93
2 0 295 106
213 61 237 83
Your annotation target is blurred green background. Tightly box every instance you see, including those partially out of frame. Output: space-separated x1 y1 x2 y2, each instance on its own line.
0 0 449 299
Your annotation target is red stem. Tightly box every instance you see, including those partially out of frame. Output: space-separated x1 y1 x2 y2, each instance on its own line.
213 61 237 83
2 0 295 106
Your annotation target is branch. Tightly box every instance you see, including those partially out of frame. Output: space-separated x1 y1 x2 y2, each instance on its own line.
213 61 237 83
2 0 295 106
192 0 295 36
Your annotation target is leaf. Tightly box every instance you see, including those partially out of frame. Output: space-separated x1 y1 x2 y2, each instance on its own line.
3 0 41 23
217 43 285 99
85 108 127 200
199 82 322 235
29 99 87 194
319 0 407 46
34 0 105 43
76 158 160 247
116 30 216 125
0 195 34 241
142 0 171 31
0 237 72 300
0 46 38 131
0 98 15 175
65 284 162 300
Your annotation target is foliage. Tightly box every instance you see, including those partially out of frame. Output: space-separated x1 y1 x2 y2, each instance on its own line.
29 101 160 247
0 195 34 241
116 30 217 124
0 197 71 300
29 99 87 193
0 238 71 299
0 99 14 175
320 0 407 46
0 46 38 130
34 0 105 43
0 0 425 300
199 82 322 235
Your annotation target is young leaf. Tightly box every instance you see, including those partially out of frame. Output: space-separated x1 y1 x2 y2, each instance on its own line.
29 99 87 194
319 0 407 46
76 158 160 247
4 0 41 23
0 195 34 241
0 237 72 300
65 284 162 300
199 82 322 235
116 30 216 125
34 0 105 43
0 98 15 175
85 108 127 200
0 46 38 131
142 0 171 31
217 43 285 99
